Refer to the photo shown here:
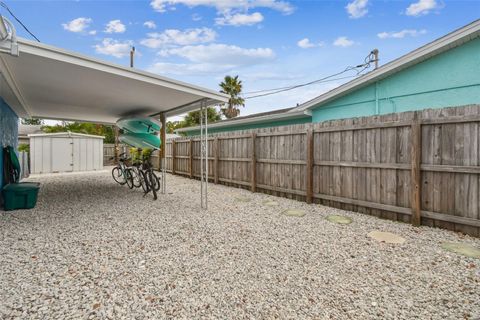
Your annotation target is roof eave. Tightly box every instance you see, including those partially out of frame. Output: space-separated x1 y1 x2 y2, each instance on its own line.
175 110 311 133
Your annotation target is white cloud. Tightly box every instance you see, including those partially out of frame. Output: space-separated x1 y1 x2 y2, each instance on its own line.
94 38 133 58
215 12 264 26
62 17 93 33
297 38 323 49
149 43 275 75
346 0 369 19
378 29 427 39
149 62 231 75
192 13 202 21
143 21 157 29
140 28 216 48
104 20 126 33
333 36 355 47
150 0 294 15
405 0 441 16
89 30 97 35
158 44 275 65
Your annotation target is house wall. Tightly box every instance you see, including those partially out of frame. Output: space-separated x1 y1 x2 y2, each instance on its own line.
0 97 19 188
312 37 480 122
182 116 311 136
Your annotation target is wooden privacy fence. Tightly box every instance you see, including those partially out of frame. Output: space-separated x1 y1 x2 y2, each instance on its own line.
163 105 480 237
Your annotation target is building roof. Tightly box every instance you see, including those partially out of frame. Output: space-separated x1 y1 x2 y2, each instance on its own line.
28 131 104 139
175 107 310 133
18 124 42 137
290 19 480 113
0 37 228 124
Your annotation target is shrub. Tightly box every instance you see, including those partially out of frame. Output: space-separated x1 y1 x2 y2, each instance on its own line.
18 144 29 153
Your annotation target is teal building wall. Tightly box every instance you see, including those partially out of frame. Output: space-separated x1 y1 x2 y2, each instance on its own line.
0 98 19 188
312 38 480 122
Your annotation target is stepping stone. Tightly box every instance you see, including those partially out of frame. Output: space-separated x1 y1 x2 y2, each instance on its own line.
235 196 251 203
326 215 352 225
368 231 406 244
441 242 480 259
263 200 279 207
282 209 306 217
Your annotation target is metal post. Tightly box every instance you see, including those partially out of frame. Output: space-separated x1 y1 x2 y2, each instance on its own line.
159 113 166 194
205 101 208 208
200 102 203 207
200 99 208 209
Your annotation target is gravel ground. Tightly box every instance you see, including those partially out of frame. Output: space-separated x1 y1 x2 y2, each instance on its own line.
1 170 479 320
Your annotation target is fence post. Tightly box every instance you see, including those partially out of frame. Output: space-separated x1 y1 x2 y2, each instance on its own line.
214 137 219 184
171 140 176 175
411 112 422 226
251 133 257 192
306 128 314 204
189 139 193 178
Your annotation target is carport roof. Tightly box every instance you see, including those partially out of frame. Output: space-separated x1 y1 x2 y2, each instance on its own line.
0 38 229 124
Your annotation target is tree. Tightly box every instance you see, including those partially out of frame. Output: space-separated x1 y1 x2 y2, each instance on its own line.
166 121 183 134
183 107 221 127
41 122 115 143
21 118 43 125
219 75 245 119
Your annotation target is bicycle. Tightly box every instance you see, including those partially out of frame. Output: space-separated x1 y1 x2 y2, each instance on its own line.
136 149 161 200
111 153 137 189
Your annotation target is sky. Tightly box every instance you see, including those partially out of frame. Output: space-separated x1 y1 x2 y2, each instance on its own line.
3 0 480 121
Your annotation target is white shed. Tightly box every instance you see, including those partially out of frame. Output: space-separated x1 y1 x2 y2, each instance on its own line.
29 132 104 174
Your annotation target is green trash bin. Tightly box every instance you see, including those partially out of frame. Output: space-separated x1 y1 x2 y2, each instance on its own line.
2 183 40 211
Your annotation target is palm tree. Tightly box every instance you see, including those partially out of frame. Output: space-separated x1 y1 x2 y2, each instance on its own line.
219 75 245 119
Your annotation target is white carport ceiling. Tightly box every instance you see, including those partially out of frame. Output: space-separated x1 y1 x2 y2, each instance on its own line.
0 38 228 124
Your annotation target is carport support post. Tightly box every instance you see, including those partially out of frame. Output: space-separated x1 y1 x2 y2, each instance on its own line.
114 125 119 164
160 113 166 194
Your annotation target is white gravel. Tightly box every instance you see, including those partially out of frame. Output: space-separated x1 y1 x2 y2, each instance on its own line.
1 170 479 319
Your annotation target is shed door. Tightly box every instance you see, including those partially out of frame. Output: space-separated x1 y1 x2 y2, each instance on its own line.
51 138 73 172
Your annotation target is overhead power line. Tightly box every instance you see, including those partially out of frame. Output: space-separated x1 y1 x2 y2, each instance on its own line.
243 51 378 100
0 1 40 42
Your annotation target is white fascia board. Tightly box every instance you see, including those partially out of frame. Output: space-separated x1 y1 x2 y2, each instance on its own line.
17 38 229 105
175 110 310 133
291 19 480 113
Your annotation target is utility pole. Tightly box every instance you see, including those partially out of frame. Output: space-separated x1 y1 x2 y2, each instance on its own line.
130 46 135 68
372 48 379 69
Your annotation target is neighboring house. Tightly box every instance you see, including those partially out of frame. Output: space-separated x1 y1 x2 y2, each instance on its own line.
18 124 43 145
175 107 312 136
291 19 480 122
178 19 480 136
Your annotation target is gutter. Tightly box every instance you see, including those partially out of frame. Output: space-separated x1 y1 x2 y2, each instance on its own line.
175 109 312 133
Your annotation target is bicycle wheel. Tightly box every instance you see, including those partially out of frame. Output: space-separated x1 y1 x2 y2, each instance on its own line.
131 167 142 188
125 169 135 189
139 170 149 193
150 171 161 192
112 167 126 185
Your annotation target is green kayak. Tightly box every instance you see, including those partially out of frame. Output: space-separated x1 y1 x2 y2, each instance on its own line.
116 116 162 134
119 132 161 150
